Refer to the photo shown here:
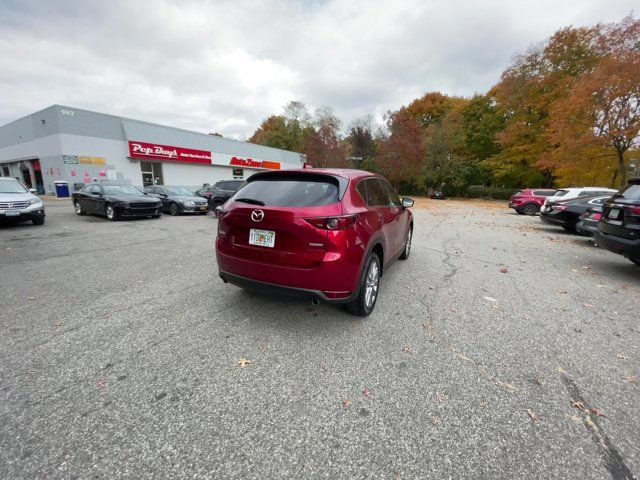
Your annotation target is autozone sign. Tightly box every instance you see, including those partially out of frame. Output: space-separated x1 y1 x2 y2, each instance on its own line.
128 141 212 165
229 156 280 170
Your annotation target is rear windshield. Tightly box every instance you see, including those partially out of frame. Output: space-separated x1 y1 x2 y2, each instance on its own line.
234 177 339 207
616 184 640 200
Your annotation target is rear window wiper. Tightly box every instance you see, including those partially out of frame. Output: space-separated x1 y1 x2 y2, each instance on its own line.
235 198 265 206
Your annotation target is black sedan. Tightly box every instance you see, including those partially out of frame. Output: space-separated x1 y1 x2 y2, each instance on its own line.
430 190 445 200
540 195 611 232
143 186 209 215
72 183 162 221
576 206 603 237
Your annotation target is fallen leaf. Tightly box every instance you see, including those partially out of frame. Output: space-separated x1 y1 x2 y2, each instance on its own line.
574 328 582 333
534 372 542 385
431 415 441 425
362 388 373 397
483 296 498 302
589 407 607 418
449 307 457 313
583 303 596 309
499 268 508 273
622 375 638 383
27 297 36 301
527 409 539 421
571 400 585 411
237 358 253 368
436 393 447 402
616 353 629 360
96 379 107 388
422 323 433 330
342 399 351 408
260 345 269 353
402 346 413 354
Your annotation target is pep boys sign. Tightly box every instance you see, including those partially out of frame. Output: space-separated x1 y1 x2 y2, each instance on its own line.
128 141 212 165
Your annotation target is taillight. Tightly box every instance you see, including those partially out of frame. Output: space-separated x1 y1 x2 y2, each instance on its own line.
592 213 602 221
552 205 568 211
626 206 640 217
304 214 359 230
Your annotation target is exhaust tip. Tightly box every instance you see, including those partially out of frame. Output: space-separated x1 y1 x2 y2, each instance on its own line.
311 297 320 307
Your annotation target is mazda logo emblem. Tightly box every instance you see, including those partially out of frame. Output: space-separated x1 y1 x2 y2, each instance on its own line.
251 209 264 222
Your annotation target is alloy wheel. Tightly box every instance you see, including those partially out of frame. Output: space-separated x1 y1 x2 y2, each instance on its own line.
74 202 82 214
364 259 380 308
106 205 114 220
405 229 412 256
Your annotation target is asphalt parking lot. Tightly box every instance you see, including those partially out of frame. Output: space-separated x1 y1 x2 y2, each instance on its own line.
1 199 639 479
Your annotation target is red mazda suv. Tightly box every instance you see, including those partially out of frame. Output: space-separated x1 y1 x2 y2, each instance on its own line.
216 169 414 316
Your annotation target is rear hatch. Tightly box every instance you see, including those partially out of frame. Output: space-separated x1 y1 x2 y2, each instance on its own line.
217 171 347 268
599 182 640 240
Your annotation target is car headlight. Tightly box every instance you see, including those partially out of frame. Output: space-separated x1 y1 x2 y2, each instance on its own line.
183 200 195 206
30 198 42 205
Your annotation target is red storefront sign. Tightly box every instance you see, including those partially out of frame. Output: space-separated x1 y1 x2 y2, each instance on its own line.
128 141 212 165
230 156 280 170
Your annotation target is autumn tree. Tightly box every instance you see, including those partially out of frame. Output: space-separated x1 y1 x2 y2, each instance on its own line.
248 101 314 153
345 115 378 167
304 107 345 167
549 17 640 188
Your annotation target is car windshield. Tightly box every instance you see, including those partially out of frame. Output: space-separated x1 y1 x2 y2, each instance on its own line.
165 187 194 196
102 185 141 195
552 190 569 197
234 177 339 207
0 179 28 193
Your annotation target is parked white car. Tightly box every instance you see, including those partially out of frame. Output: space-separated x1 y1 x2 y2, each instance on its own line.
0 177 46 225
542 187 617 212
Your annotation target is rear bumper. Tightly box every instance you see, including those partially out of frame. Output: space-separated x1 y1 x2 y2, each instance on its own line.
219 271 355 303
595 230 640 260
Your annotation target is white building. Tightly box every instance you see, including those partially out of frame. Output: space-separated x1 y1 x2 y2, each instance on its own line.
0 105 305 195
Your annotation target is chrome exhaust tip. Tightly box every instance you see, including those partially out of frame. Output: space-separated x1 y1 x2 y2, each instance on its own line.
311 297 320 307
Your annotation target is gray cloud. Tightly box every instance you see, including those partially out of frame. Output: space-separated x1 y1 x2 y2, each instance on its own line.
0 0 636 138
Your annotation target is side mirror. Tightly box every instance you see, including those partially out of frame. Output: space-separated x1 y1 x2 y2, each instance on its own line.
402 197 414 208
29 188 37 194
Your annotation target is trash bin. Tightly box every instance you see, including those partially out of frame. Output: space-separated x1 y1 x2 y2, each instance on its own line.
54 181 70 197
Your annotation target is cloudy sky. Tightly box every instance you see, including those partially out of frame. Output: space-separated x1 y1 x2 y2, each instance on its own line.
0 0 636 138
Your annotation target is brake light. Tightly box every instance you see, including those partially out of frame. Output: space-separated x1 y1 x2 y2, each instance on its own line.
626 206 640 216
552 205 568 211
304 214 359 230
592 213 602 221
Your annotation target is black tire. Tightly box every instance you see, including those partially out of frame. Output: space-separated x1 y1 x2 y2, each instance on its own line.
211 200 224 213
630 258 640 266
105 204 119 221
522 203 539 216
169 203 180 216
152 214 161 218
74 200 86 215
516 210 524 215
399 225 412 260
345 252 381 317
31 216 45 225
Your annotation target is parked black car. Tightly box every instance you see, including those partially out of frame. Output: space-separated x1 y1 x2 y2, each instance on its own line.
195 180 244 209
595 178 640 266
143 185 208 215
540 195 611 232
72 183 162 221
576 206 604 237
430 190 445 200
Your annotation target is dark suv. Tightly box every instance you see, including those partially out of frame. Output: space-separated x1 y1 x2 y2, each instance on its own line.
196 180 245 209
596 178 640 266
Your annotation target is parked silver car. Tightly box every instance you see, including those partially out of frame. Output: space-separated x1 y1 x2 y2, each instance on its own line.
0 177 45 225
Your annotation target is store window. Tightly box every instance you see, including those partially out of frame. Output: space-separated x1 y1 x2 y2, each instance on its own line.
232 168 244 179
140 162 164 186
2 166 9 177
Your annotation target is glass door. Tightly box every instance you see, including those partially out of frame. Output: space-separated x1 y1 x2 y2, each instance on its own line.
140 162 164 186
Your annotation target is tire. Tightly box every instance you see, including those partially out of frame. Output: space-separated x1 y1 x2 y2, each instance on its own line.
211 200 224 215
562 224 576 232
152 214 161 218
105 204 119 221
169 203 180 216
630 258 640 266
345 252 381 317
399 225 412 260
74 201 86 215
31 216 45 225
522 203 539 216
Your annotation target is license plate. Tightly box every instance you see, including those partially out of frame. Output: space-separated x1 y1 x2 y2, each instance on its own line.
4 210 20 217
199 206 207 211
249 228 275 248
608 208 620 219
